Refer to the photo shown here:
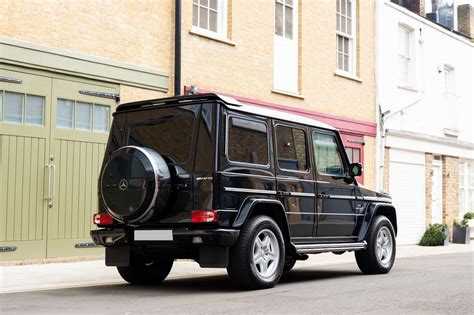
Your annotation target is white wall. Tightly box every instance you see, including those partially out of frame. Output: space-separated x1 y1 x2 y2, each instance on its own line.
377 1 474 146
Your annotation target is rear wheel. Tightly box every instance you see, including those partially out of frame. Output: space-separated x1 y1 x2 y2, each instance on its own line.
355 215 396 274
227 215 285 289
117 254 174 285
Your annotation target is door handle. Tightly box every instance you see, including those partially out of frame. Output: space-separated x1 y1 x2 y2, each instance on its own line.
51 164 56 198
45 164 51 199
277 191 291 196
45 164 56 200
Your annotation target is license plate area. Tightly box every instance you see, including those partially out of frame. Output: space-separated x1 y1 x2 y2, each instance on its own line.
134 230 173 241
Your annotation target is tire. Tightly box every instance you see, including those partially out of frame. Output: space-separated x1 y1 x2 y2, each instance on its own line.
227 215 285 289
283 256 297 272
117 254 174 285
355 215 396 274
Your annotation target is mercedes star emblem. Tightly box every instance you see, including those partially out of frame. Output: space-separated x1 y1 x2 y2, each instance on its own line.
119 179 129 191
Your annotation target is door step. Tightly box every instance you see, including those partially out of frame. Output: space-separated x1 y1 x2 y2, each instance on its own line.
295 241 367 254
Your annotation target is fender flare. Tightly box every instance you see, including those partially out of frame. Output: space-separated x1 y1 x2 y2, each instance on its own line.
231 197 294 252
357 203 398 242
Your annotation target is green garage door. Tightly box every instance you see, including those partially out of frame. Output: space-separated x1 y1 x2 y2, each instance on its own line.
0 69 51 261
1 68 118 260
46 78 117 258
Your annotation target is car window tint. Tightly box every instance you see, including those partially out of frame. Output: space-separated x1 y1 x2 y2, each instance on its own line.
276 125 307 171
228 117 268 165
313 132 344 176
127 106 198 164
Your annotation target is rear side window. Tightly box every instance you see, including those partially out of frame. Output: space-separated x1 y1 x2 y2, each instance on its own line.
228 117 268 165
276 125 308 172
313 132 345 176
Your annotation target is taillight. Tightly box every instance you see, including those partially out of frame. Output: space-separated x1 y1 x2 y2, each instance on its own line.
192 210 217 223
93 213 114 225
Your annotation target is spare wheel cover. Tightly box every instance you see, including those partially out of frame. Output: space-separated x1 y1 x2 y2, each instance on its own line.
100 145 170 223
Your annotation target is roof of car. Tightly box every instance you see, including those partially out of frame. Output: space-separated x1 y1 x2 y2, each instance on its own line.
116 93 336 131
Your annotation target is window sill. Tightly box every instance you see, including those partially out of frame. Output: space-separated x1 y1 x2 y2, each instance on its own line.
334 70 363 83
271 89 305 99
397 84 418 92
189 27 236 46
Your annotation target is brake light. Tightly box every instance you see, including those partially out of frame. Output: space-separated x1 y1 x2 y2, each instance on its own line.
192 210 217 223
93 213 114 225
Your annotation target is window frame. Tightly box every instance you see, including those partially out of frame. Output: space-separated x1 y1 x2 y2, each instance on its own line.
274 122 310 174
225 113 271 168
443 65 456 96
312 130 349 178
398 23 416 87
192 0 228 39
336 0 357 75
275 0 295 40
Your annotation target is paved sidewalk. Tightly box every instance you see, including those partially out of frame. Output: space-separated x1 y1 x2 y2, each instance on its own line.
1 243 473 294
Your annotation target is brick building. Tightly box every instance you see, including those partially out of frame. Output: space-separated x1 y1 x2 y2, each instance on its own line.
0 0 377 261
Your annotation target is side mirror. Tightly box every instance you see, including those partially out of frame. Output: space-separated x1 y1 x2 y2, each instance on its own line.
349 163 363 177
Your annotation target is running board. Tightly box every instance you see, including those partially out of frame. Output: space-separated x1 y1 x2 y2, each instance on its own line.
295 241 367 254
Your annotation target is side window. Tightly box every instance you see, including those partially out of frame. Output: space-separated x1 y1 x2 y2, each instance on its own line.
276 125 307 171
228 117 268 165
313 132 345 176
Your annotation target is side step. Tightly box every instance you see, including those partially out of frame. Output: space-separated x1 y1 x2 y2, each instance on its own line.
295 241 367 254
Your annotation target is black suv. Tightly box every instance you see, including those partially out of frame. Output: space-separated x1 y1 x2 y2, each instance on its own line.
91 94 397 289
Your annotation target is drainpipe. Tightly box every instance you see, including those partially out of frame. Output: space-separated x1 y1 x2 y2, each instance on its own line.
375 0 382 192
174 0 182 96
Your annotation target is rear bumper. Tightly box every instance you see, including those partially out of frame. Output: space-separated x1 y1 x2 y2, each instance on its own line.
90 227 240 248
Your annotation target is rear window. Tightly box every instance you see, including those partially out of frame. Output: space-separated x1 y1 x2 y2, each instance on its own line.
127 105 199 164
228 117 268 165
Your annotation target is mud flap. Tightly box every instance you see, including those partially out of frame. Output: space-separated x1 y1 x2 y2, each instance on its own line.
105 245 130 267
199 246 229 268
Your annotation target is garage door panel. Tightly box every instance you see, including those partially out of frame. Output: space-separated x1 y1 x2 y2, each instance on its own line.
46 78 115 258
389 159 425 245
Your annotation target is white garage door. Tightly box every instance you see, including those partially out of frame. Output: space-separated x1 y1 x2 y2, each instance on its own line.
389 150 426 245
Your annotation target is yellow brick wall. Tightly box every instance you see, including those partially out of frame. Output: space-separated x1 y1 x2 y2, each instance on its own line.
181 0 376 123
181 0 376 188
118 85 167 104
425 153 433 226
442 156 460 225
0 0 174 100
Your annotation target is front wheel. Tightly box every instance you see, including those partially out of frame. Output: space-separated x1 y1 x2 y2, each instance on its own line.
227 215 285 289
355 215 396 274
117 254 174 285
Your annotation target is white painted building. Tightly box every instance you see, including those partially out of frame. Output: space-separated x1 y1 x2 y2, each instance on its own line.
376 1 474 244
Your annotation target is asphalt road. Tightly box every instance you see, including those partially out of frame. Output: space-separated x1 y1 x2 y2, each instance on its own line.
1 252 473 314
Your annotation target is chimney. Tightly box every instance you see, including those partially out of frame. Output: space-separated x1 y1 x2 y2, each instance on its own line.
407 0 425 16
457 4 474 39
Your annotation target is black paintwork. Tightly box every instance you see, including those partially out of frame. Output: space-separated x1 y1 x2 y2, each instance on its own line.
91 94 396 266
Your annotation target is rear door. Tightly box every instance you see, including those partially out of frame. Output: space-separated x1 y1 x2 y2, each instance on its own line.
312 130 359 238
274 122 315 239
